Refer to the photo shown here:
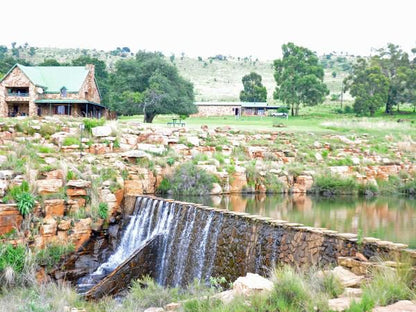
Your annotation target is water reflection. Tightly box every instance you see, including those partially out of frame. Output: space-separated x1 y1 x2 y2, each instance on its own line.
165 194 416 249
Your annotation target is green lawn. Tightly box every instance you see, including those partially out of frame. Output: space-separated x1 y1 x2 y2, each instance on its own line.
119 102 416 137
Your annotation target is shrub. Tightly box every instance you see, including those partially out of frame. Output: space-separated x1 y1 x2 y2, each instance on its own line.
36 243 75 269
83 118 105 133
0 244 26 273
310 174 358 195
98 202 108 219
39 123 59 139
358 183 379 196
399 179 416 195
166 157 175 166
5 181 36 216
156 162 216 195
344 105 353 113
157 178 171 194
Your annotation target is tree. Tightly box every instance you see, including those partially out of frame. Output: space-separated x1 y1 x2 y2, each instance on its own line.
405 49 416 112
39 58 61 66
345 58 389 116
239 72 267 102
273 42 329 116
107 51 196 122
71 56 109 105
371 44 410 113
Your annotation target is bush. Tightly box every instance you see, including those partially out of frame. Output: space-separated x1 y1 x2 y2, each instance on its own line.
399 179 416 195
0 244 26 273
98 202 108 219
5 181 36 216
36 243 75 269
39 123 59 139
156 162 216 195
83 118 105 133
344 105 353 113
310 174 358 195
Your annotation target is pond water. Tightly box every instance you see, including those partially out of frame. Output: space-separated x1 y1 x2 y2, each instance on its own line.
163 194 416 249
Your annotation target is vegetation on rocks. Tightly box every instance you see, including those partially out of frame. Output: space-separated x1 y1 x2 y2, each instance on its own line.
157 162 217 195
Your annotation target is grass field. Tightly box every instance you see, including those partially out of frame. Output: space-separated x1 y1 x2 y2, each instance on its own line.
120 103 416 137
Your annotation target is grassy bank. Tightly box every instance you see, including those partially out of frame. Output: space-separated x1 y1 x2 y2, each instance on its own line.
0 263 414 312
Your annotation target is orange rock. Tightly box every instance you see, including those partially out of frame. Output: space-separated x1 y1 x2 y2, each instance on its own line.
292 175 314 193
66 188 87 196
114 188 124 207
0 205 23 235
124 180 143 196
43 199 65 217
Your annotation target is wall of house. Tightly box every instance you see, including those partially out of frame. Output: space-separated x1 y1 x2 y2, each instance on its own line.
79 65 101 104
193 105 240 117
0 67 37 117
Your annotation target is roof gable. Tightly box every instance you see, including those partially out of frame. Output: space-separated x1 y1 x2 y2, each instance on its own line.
15 64 90 93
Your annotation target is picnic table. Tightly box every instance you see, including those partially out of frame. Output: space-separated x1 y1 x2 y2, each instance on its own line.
167 118 186 127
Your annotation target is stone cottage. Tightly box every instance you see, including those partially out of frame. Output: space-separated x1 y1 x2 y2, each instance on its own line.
0 64 106 118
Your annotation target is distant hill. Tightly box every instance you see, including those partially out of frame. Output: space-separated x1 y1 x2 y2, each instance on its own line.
1 44 355 102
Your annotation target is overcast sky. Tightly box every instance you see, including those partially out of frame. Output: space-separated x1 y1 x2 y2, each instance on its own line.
2 0 415 60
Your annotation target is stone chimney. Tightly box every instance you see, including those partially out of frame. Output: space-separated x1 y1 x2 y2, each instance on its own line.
85 64 95 77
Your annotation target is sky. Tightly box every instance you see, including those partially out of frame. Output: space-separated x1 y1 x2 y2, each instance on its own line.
2 0 416 60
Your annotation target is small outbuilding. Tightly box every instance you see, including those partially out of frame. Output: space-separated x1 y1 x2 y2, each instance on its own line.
193 102 282 117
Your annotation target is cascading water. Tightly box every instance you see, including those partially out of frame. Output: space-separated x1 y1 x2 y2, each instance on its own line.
78 196 220 293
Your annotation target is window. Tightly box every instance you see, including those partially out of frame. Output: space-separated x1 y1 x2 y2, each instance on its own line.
7 87 29 97
60 87 67 98
55 105 71 115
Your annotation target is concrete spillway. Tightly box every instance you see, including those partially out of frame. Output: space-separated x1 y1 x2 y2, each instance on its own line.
79 196 413 299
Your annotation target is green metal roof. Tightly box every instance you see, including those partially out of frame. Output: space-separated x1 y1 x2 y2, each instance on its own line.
15 64 89 93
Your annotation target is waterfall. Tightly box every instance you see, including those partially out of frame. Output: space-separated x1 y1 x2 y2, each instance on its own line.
78 197 220 292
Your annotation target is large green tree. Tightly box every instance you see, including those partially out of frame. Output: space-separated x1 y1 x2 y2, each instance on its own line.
273 42 329 116
346 58 389 116
71 56 109 105
239 72 267 102
371 44 410 114
108 51 196 122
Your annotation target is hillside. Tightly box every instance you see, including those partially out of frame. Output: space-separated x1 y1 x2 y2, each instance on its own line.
1 45 354 102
